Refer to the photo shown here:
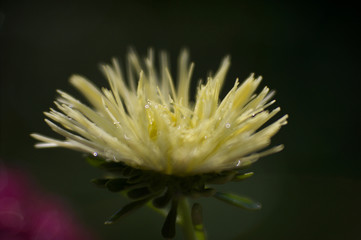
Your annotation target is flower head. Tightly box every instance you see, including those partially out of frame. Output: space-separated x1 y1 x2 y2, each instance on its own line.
31 49 287 176
31 49 288 239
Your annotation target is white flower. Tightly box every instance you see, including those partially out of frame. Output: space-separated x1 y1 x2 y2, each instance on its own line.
31 49 288 176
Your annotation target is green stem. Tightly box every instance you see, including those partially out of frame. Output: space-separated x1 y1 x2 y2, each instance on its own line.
178 197 197 240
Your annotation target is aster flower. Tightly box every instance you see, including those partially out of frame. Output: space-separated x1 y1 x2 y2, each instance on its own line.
31 49 287 239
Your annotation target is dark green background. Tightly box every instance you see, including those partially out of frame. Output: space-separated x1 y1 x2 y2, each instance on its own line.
1 1 360 239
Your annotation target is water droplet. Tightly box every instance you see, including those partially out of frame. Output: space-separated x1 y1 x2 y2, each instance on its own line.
145 104 150 109
93 152 98 157
204 135 208 139
113 121 120 128
225 123 231 128
252 113 256 117
124 134 130 140
236 160 241 167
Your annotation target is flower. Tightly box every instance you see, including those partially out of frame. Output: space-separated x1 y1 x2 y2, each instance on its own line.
31 49 287 176
31 49 288 239
0 164 97 240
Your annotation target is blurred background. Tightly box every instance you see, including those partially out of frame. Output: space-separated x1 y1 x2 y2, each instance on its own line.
0 0 360 239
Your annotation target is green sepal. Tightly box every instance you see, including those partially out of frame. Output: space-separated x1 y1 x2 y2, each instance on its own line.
127 187 153 200
90 178 109 188
161 199 178 239
105 178 129 192
152 189 173 208
189 188 216 198
148 175 167 192
86 156 106 168
103 162 127 173
232 172 254 182
213 192 261 210
127 174 146 184
191 203 207 240
86 156 126 173
191 203 203 226
206 171 237 184
104 198 151 224
122 167 141 177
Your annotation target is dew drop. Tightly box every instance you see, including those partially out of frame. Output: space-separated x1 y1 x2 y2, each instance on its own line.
252 113 256 117
145 104 150 109
93 152 98 157
236 160 241 167
225 123 231 128
113 121 120 128
124 134 130 140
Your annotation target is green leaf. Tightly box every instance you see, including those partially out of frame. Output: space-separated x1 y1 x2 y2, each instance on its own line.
104 198 150 224
232 172 254 182
214 192 261 210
